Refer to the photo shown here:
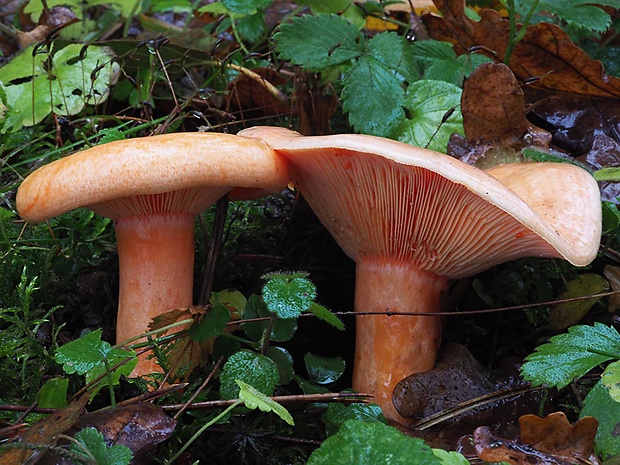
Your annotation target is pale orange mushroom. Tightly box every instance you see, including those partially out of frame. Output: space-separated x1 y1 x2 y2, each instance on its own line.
239 126 601 424
16 133 288 375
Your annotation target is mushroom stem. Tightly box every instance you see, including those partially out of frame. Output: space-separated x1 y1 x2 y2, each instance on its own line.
115 213 195 375
353 259 448 423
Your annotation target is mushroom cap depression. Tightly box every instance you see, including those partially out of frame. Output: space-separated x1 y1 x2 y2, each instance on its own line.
16 132 288 222
238 126 601 278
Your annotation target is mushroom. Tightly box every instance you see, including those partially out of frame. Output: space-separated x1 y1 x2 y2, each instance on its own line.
16 132 288 375
238 126 601 423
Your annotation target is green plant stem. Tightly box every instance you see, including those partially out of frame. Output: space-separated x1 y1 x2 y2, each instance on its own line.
503 0 540 64
229 18 250 55
166 400 242 464
102 356 116 408
123 0 142 37
115 318 194 348
260 315 276 355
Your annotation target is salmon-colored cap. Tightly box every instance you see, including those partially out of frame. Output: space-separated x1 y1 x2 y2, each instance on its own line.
239 126 601 278
16 132 289 222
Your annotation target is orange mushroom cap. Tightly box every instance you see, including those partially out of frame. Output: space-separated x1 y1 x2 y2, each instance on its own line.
239 125 601 424
16 132 289 376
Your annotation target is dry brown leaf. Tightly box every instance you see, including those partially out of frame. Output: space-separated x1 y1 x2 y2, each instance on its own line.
18 5 78 48
0 393 89 465
474 412 600 465
73 403 176 463
424 0 620 97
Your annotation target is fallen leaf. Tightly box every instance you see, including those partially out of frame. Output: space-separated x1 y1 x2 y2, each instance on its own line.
474 412 600 465
18 4 78 48
548 274 610 330
424 0 620 97
604 266 620 312
73 403 176 463
0 393 89 465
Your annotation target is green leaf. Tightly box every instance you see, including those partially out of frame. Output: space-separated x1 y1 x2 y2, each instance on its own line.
308 302 344 331
236 11 266 43
266 346 295 384
237 380 295 425
342 55 405 136
547 274 609 330
55 329 137 391
602 360 620 401
432 449 470 465
394 79 463 152
262 273 317 319
411 40 491 86
305 352 345 384
521 323 620 389
322 402 387 436
367 32 420 84
223 0 271 14
220 350 280 399
535 0 620 32
24 0 138 20
602 201 620 234
242 294 297 342
36 377 68 409
0 44 119 132
189 303 231 342
307 420 441 465
581 380 620 459
72 427 133 465
594 167 620 182
274 15 364 71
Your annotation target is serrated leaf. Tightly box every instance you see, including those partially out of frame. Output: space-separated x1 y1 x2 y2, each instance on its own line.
342 56 405 136
393 79 463 152
220 350 280 399
521 323 620 389
411 39 491 86
548 273 609 330
189 303 231 342
236 380 295 425
308 302 344 331
262 274 317 319
55 329 137 393
307 420 442 465
367 32 420 84
322 402 386 436
237 11 266 43
274 15 364 71
223 0 271 14
581 381 620 459
537 0 620 32
305 352 345 384
72 427 133 465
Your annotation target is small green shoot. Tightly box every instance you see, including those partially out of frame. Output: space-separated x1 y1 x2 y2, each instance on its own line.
237 380 294 426
71 427 133 465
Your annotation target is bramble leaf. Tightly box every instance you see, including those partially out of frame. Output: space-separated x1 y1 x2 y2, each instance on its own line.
367 32 420 84
516 0 620 33
521 323 620 389
237 380 295 425
342 56 405 136
273 15 363 71
72 427 132 465
220 350 279 399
